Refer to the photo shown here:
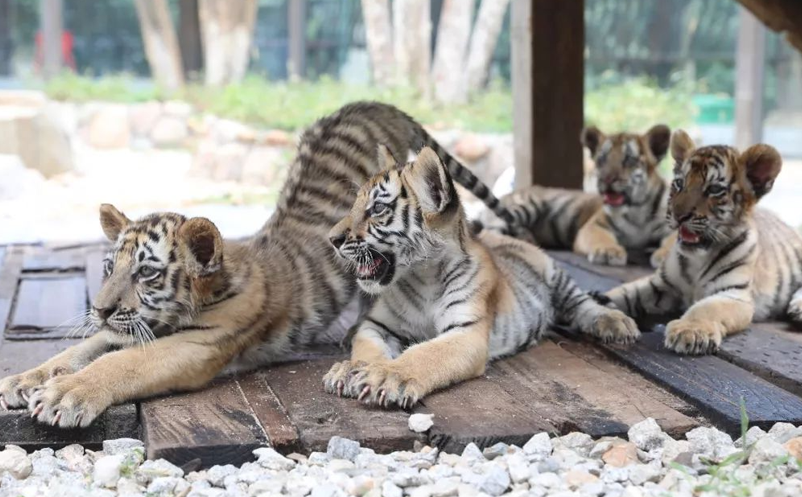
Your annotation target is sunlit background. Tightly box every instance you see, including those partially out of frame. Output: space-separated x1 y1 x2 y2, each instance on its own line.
0 0 800 244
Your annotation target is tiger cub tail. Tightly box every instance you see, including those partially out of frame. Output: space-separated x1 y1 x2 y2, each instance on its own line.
416 127 517 230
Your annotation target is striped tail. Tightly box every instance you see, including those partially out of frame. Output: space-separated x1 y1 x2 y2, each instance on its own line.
417 129 517 229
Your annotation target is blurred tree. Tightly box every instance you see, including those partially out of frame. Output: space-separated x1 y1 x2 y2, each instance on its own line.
393 0 431 95
179 0 203 79
465 0 510 95
431 0 473 103
198 0 258 86
133 0 184 90
361 0 394 86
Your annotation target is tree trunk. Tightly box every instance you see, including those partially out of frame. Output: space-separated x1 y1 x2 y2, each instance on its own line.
179 0 203 80
465 0 510 95
198 0 258 86
361 0 394 86
133 0 184 91
431 0 474 103
393 0 431 95
40 0 63 79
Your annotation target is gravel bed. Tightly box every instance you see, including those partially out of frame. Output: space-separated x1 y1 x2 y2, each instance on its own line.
2 419 802 496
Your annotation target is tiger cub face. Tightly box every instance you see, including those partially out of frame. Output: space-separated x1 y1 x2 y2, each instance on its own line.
667 129 782 250
93 205 224 345
581 124 671 208
329 146 461 294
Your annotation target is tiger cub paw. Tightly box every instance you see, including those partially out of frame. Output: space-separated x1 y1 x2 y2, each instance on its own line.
28 373 112 428
665 319 723 355
348 362 424 409
587 246 627 266
787 300 802 329
323 360 361 398
589 309 640 345
650 247 670 269
0 367 51 410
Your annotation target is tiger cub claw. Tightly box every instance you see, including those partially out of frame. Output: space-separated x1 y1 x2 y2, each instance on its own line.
664 319 723 355
590 310 640 345
587 246 627 267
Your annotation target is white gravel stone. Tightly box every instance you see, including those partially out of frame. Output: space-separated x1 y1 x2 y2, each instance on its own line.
627 418 667 451
137 458 184 483
461 443 485 462
207 464 237 487
482 442 509 460
737 426 768 448
103 438 145 456
749 437 789 465
408 413 434 433
685 426 736 461
523 433 553 458
628 463 661 485
327 437 361 462
382 480 403 497
0 448 33 479
555 432 594 456
506 452 531 484
254 447 296 471
148 476 190 495
93 454 125 488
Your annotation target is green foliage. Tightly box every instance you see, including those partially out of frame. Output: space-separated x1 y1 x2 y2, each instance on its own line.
43 73 701 136
585 75 698 134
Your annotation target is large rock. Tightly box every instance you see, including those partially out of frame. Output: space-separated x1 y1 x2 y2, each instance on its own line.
150 116 188 147
88 104 130 149
129 101 162 136
0 448 32 479
0 93 74 177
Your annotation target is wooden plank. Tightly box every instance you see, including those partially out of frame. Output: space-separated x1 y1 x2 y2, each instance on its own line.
0 247 24 338
598 330 802 433
238 372 301 453
0 340 138 450
719 321 802 397
264 357 422 453
548 250 652 286
526 0 584 189
10 276 88 333
23 247 86 272
141 379 267 468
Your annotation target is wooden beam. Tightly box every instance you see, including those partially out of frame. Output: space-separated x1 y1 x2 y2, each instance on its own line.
179 0 204 79
40 0 63 79
736 0 802 54
513 0 585 190
734 6 766 149
288 0 306 80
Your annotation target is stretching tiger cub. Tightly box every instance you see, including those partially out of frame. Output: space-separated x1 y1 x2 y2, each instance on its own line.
0 102 512 427
485 125 675 268
322 146 639 407
607 130 802 355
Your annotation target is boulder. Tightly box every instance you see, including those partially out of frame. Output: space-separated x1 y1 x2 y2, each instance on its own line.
88 104 130 149
150 116 189 147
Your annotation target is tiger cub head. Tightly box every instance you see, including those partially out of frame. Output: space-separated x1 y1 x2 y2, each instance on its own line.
581 124 671 209
329 146 463 294
667 129 782 250
93 205 224 344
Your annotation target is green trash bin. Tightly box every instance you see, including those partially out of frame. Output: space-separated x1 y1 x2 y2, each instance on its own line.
693 94 735 124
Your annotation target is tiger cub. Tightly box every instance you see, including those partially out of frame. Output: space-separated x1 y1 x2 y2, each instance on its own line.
0 102 512 428
606 129 802 355
485 125 675 268
322 146 639 407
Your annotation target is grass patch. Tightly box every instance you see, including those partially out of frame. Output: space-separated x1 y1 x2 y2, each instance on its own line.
43 73 699 135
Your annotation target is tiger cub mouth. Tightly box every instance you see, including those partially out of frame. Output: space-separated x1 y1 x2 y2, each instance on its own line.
355 249 395 285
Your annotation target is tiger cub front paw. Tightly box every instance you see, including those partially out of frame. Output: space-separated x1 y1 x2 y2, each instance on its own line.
587 245 627 266
589 309 640 345
787 299 802 330
0 368 50 410
650 246 670 269
665 319 723 355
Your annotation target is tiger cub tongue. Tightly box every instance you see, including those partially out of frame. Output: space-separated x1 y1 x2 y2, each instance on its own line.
603 193 625 207
679 225 700 244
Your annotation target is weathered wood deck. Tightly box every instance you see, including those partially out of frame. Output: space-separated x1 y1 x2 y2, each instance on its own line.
2 244 802 470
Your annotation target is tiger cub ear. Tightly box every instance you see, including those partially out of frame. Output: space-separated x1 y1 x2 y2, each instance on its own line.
670 129 695 165
377 144 400 170
741 144 782 199
644 124 671 162
581 126 605 156
99 204 131 241
179 217 224 277
406 147 454 214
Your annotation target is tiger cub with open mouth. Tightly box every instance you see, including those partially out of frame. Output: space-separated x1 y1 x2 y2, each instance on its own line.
606 130 802 355
323 146 639 408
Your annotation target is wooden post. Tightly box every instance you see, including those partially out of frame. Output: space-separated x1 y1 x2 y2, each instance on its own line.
735 6 766 149
288 0 306 80
513 0 584 190
40 0 63 79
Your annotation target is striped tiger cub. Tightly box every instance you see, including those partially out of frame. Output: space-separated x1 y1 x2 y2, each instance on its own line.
0 102 512 428
606 129 802 355
323 146 639 407
484 125 675 268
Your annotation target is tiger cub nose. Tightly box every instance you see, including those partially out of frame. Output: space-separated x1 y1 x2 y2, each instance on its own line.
330 233 347 249
94 305 117 321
